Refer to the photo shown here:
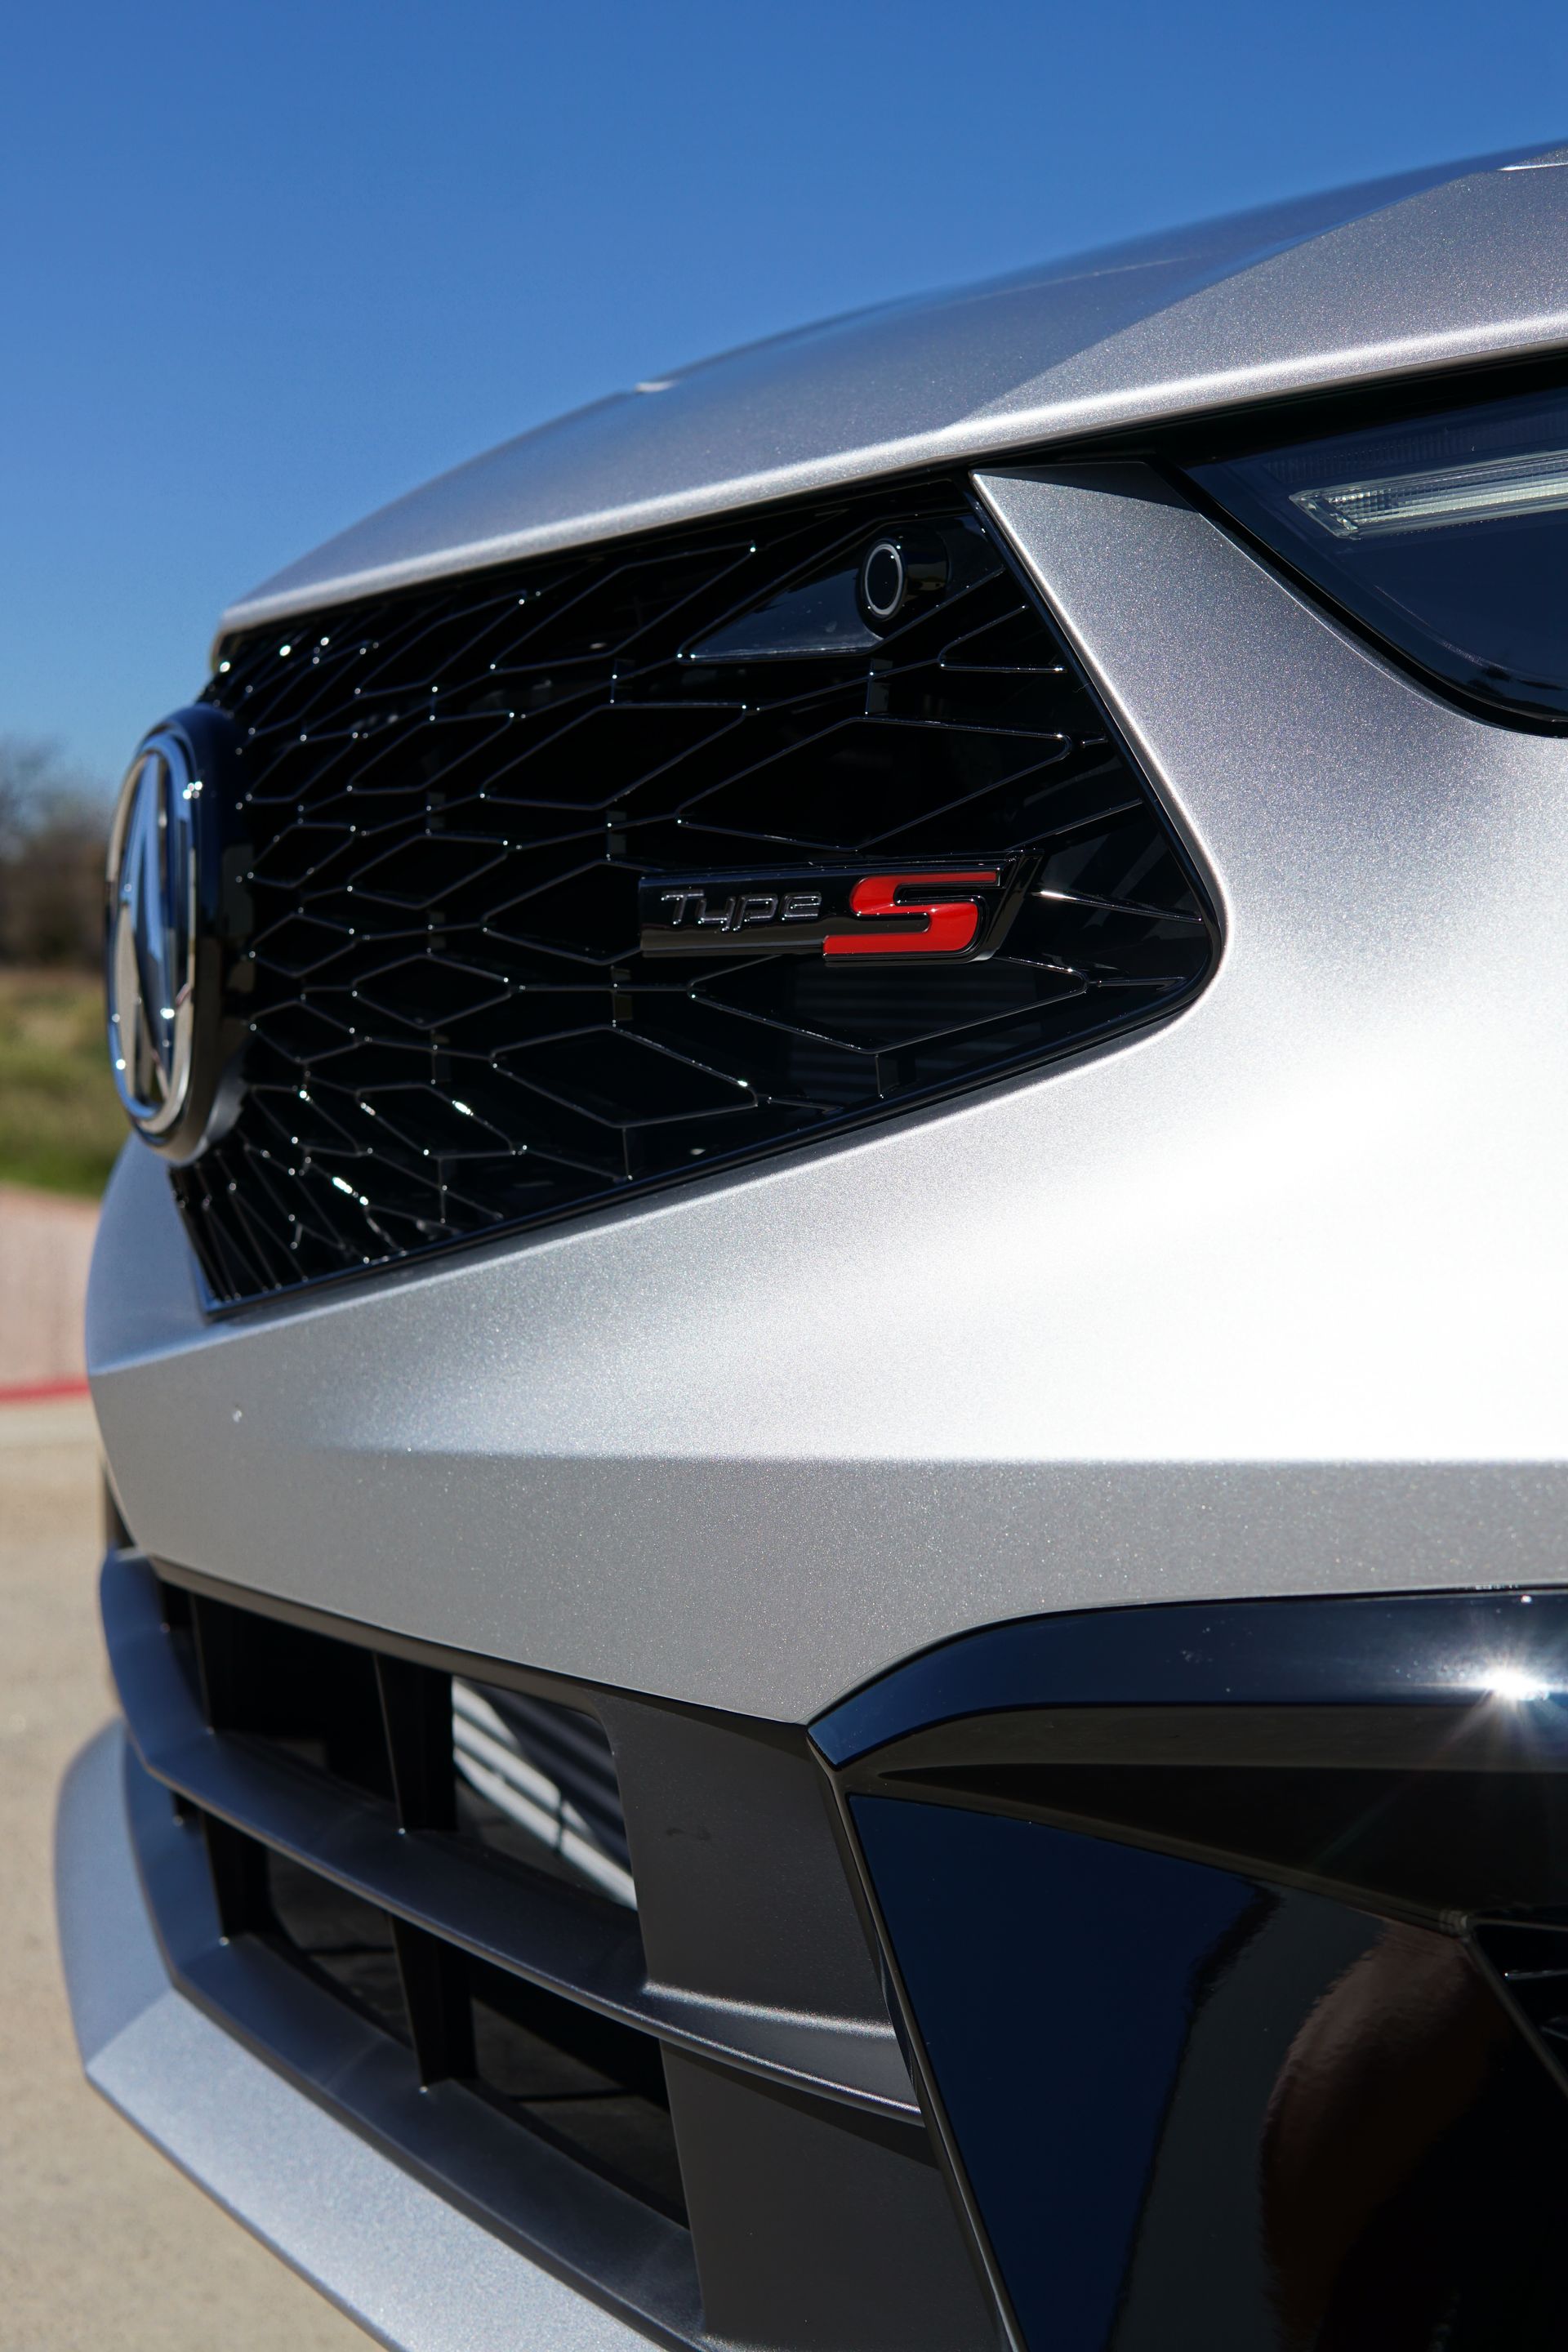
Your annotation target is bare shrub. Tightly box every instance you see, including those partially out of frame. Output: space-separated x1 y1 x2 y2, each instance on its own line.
0 741 110 969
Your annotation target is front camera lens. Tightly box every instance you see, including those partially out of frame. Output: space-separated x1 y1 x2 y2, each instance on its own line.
861 540 906 623
857 530 951 633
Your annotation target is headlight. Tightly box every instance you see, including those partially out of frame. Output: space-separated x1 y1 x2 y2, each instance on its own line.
1187 381 1568 728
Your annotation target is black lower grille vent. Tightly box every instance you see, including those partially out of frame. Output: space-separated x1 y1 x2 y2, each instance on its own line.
105 1549 1002 2352
454 1678 635 1908
259 1826 684 2217
265 1843 410 2041
177 475 1217 1303
467 1952 685 2221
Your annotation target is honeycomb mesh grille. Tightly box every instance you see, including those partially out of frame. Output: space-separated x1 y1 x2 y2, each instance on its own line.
179 476 1215 1303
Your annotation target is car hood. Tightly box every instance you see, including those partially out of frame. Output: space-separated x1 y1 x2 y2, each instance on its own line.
224 141 1568 635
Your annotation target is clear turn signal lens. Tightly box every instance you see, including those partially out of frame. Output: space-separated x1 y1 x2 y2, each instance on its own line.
1291 445 1568 539
1188 384 1568 726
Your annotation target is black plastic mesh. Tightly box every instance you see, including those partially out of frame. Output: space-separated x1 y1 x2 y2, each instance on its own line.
179 477 1215 1303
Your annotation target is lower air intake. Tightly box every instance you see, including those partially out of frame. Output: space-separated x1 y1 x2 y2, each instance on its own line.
102 1549 1000 2352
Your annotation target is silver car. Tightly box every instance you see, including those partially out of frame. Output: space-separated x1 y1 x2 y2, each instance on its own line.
63 140 1568 2352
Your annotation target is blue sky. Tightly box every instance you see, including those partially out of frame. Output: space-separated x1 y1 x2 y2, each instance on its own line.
5 0 1567 786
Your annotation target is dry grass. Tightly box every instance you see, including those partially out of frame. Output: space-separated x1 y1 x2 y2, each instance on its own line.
0 969 123 1197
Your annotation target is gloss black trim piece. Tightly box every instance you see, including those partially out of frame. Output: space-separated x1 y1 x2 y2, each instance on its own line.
810 1586 1568 1765
811 1587 1568 2352
854 1799 1272 2352
849 1795 1568 2352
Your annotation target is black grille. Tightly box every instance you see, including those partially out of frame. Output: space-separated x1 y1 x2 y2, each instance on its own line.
180 476 1216 1303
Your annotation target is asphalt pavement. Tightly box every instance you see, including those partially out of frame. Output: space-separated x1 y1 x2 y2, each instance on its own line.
0 1395 368 2350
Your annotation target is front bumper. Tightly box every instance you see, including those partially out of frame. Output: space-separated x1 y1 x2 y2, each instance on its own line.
65 1557 1568 2352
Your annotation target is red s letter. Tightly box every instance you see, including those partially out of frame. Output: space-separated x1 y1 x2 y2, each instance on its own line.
824 871 1000 957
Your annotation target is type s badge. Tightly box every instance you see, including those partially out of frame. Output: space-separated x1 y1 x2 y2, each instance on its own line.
638 862 1030 960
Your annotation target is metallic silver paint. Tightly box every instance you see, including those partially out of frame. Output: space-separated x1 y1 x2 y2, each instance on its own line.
222 147 1568 636
56 1724 654 2352
88 465 1568 1722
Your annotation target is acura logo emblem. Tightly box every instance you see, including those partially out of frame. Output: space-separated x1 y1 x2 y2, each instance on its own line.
106 728 200 1139
105 707 247 1163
